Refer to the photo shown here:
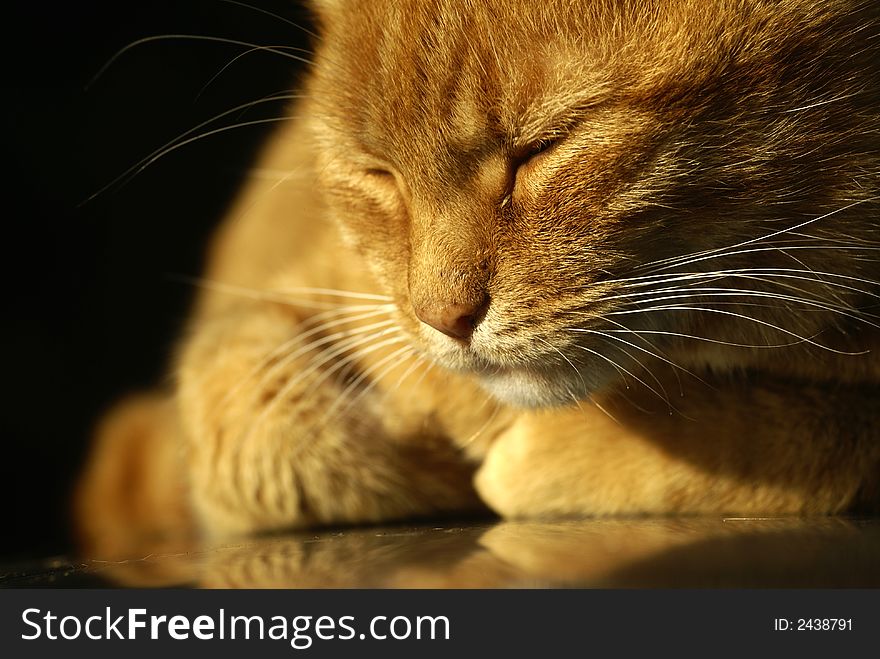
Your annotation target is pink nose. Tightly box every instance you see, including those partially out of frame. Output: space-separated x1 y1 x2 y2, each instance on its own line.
414 299 487 341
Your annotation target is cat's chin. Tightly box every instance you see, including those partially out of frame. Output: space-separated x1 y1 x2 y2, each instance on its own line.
475 366 601 409
418 333 608 408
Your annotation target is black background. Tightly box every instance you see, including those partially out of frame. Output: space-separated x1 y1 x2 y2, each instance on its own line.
2 0 314 559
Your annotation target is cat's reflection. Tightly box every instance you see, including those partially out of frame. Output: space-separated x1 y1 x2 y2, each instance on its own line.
84 518 880 588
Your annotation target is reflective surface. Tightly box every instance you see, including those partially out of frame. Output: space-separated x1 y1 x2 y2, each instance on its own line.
3 517 880 588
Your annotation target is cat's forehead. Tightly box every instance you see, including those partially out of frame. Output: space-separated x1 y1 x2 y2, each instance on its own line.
310 0 857 176
313 1 627 158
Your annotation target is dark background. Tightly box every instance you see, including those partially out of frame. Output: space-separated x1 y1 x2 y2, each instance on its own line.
2 0 314 560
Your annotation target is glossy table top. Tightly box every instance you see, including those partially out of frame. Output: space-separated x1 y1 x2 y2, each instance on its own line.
3 517 879 588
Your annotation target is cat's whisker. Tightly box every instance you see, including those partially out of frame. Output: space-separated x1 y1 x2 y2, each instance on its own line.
588 269 767 290
723 267 880 298
616 259 880 292
285 312 396 390
387 349 432 396
588 335 676 412
245 318 399 410
713 273 861 310
196 46 314 101
286 325 404 383
588 314 689 395
231 329 404 513
82 93 303 204
291 332 408 409
220 308 396 408
595 328 810 350
90 116 296 202
168 274 393 307
572 328 706 386
534 336 586 393
317 345 417 433
634 196 879 274
578 337 668 416
460 403 503 448
275 287 392 301
782 87 866 113
608 294 807 315
233 162 321 220
216 0 320 40
249 332 406 437
585 267 880 299
228 319 395 416
298 345 468 464
595 282 857 306
771 245 845 305
644 244 880 276
786 231 876 246
571 343 670 406
607 304 870 355
299 303 395 330
598 287 880 327
587 395 622 426
409 355 440 392
87 35 313 92
579 279 873 323
245 168 311 181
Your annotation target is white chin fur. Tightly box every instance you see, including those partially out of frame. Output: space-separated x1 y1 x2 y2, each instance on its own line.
477 367 599 409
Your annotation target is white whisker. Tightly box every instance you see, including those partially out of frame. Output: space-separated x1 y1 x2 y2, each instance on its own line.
595 328 810 349
635 197 879 274
460 403 503 447
604 288 879 328
534 336 586 392
216 0 319 39
169 275 392 306
319 345 416 427
250 332 405 436
87 34 312 91
572 343 670 405
196 45 313 100
83 93 303 204
247 319 398 407
588 396 622 426
607 305 869 355
220 308 395 407
574 328 705 386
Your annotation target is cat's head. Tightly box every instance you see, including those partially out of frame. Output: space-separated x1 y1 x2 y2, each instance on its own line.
306 0 879 407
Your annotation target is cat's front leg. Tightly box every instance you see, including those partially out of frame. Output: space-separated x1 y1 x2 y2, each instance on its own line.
473 404 686 518
475 378 880 517
178 301 482 538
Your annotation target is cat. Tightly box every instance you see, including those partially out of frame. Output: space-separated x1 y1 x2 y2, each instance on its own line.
76 0 880 558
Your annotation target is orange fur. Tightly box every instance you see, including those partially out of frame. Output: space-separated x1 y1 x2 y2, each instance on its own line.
76 0 879 557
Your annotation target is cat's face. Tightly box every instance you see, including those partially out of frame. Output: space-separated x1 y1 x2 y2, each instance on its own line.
308 0 879 407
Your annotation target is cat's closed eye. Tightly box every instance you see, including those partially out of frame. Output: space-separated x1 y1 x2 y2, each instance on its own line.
365 167 395 179
508 135 565 198
513 134 566 183
359 164 407 206
513 136 561 170
362 165 401 192
524 137 559 161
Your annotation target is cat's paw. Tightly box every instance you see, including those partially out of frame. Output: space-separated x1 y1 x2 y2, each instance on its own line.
473 410 624 519
74 393 193 561
474 425 565 519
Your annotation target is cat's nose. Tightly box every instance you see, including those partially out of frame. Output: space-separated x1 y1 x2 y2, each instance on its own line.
414 298 487 341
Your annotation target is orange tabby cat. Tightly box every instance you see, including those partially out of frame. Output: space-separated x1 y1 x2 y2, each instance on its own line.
76 0 880 556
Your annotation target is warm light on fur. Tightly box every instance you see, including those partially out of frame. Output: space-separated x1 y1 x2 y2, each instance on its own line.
77 0 880 557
